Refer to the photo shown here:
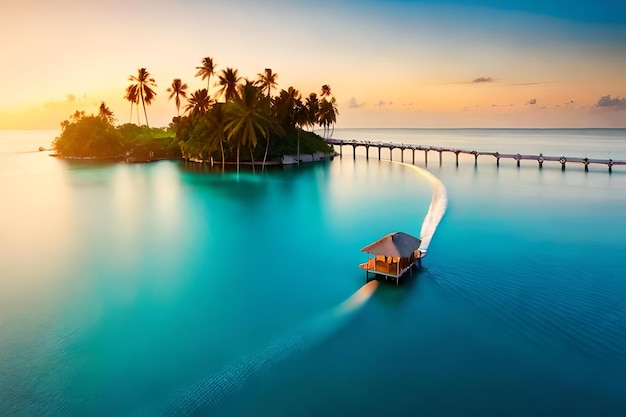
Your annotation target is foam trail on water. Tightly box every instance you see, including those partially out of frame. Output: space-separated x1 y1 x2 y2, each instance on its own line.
158 164 446 416
295 280 380 347
398 163 448 253
159 281 379 416
159 334 305 416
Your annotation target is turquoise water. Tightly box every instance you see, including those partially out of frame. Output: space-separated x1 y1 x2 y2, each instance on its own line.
1 129 625 416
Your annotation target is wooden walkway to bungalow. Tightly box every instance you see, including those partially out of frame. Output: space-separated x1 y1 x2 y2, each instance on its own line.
326 138 626 172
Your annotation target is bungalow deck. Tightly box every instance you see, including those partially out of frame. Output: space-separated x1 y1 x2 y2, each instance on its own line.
359 232 424 286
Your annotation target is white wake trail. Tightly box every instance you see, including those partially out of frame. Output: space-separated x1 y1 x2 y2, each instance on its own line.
399 163 448 254
158 162 447 416
159 281 379 416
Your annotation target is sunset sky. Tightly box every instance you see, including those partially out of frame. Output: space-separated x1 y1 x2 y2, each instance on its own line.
1 0 625 129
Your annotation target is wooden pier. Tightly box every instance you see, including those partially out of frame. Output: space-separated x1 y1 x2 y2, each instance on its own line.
326 138 626 172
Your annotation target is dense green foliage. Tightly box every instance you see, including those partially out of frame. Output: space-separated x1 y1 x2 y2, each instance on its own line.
53 113 179 159
118 124 181 160
174 71 336 171
175 113 331 164
53 113 123 158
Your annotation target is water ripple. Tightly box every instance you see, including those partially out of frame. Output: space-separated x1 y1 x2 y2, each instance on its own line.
430 262 626 362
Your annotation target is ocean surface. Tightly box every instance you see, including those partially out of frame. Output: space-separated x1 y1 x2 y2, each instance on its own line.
1 128 625 416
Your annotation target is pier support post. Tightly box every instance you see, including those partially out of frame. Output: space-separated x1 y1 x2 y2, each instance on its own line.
401 145 404 163
378 146 381 160
412 149 415 165
438 150 442 166
609 159 613 173
339 142 343 157
473 152 478 166
424 150 429 166
538 154 543 169
390 147 393 161
365 146 369 160
353 145 356 160
455 151 460 167
560 156 566 171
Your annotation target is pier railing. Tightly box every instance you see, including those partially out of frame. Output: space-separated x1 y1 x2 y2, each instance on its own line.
325 138 625 172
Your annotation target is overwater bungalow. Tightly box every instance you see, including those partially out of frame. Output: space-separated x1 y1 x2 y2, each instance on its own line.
359 232 423 286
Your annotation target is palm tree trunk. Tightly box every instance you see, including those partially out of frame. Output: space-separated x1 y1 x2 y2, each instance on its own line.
297 128 301 165
141 91 149 128
236 143 240 174
220 138 225 173
249 146 256 174
262 137 270 172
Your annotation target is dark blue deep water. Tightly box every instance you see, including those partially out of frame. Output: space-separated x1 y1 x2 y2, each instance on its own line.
1 129 625 416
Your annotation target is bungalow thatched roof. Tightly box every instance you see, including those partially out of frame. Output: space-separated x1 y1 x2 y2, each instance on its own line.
360 232 421 258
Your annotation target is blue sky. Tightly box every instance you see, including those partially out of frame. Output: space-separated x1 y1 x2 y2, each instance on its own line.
1 0 625 128
361 0 626 23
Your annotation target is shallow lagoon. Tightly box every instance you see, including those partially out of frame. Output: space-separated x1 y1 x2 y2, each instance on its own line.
1 129 625 416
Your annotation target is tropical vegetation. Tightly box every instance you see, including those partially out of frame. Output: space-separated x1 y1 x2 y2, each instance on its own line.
166 79 188 117
53 57 339 170
126 68 157 128
54 110 123 158
53 108 180 160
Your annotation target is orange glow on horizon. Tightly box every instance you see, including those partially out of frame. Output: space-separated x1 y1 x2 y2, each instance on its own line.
1 1 624 129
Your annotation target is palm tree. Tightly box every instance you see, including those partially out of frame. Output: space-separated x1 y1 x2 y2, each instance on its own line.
70 110 85 123
319 96 338 138
256 68 278 98
128 68 157 127
305 93 320 132
195 57 217 94
319 84 335 137
98 102 115 125
178 115 211 162
166 78 188 116
274 87 300 130
205 104 227 172
224 81 282 173
321 84 332 98
184 89 212 115
216 68 241 102
294 98 308 164
124 84 140 124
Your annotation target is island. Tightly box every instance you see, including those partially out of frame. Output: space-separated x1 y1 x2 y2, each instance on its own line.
52 59 337 172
